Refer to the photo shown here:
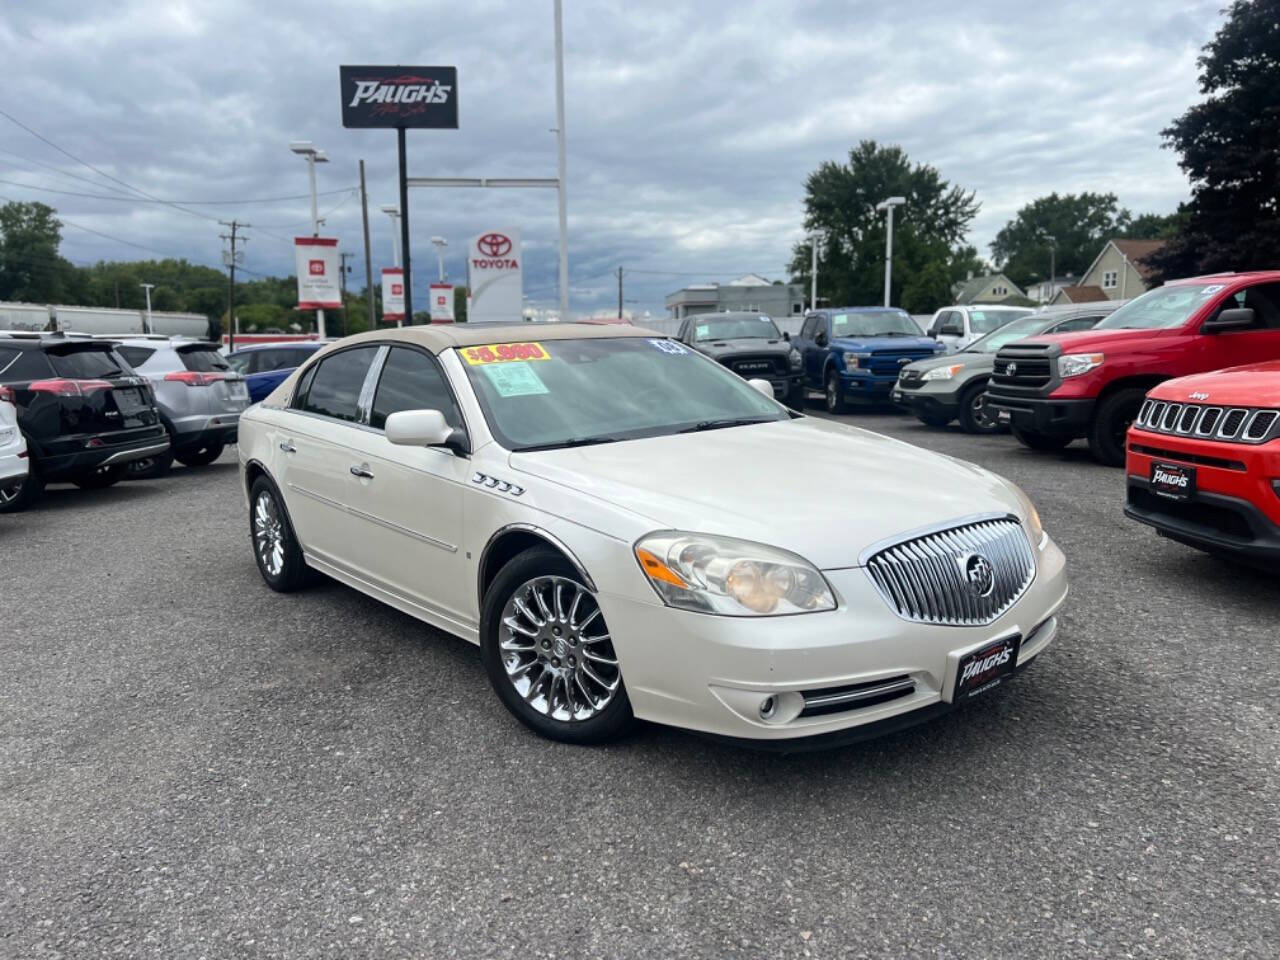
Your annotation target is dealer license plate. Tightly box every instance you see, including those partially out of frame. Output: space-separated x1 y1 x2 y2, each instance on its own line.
954 634 1021 702
113 387 147 415
1150 461 1195 501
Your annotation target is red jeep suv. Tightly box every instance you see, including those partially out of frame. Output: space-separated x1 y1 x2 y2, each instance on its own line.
985 271 1280 465
1125 361 1280 569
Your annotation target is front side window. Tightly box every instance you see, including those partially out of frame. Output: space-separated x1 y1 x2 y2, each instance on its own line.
460 337 787 451
1096 283 1237 330
692 315 782 342
369 347 462 430
298 346 379 422
832 311 918 338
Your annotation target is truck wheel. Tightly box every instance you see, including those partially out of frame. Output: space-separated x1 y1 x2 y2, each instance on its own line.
1089 388 1146 467
958 382 1001 434
1012 429 1072 452
824 370 845 414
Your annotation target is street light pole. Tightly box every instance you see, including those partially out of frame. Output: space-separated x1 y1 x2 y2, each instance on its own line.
808 232 820 311
875 197 906 308
381 206 402 268
290 141 330 337
139 283 154 334
553 0 570 321
430 236 448 282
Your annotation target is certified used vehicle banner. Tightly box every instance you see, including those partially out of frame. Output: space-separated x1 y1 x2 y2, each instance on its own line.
430 283 455 322
294 238 342 310
382 268 405 322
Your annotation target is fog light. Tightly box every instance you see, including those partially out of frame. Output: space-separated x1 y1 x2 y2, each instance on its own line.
759 696 777 720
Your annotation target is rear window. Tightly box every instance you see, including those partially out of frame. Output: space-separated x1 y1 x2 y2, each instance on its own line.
117 346 156 368
179 346 230 372
47 346 125 379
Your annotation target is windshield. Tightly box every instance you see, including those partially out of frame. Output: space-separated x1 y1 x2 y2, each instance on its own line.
47 346 126 379
692 315 781 341
1095 283 1223 330
460 337 788 451
970 309 1031 334
831 311 918 337
966 317 1051 353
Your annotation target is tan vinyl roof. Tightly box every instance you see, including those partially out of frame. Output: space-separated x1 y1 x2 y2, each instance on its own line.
325 321 659 355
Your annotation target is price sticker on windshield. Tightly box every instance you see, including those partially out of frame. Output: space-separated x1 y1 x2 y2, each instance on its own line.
462 342 550 365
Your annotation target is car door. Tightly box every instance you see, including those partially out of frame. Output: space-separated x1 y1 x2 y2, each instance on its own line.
1198 281 1280 372
337 345 472 627
800 315 827 385
274 345 383 566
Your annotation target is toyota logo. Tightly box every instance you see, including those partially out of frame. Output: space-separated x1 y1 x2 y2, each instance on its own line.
1006 362 1018 377
959 553 995 598
477 233 512 257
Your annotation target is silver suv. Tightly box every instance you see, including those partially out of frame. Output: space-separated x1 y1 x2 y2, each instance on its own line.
110 336 249 478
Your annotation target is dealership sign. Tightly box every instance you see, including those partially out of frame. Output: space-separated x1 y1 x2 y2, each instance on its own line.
382 268 405 322
467 229 522 323
339 65 459 129
294 237 342 310
430 283 455 323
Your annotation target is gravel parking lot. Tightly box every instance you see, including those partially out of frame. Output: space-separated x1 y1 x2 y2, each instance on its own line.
2 408 1277 959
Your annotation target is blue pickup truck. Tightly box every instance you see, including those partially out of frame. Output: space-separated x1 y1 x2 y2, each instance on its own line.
793 307 944 412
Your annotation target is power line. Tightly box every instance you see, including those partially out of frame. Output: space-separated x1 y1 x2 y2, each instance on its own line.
0 175 358 206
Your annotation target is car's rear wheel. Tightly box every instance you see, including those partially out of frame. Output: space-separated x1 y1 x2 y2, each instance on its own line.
126 449 174 480
1089 388 1146 467
176 441 225 468
250 476 311 592
824 370 845 414
0 463 42 513
958 382 1001 434
74 465 124 489
1012 429 1072 452
481 547 634 744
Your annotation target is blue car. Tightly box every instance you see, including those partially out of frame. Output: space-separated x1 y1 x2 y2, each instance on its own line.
793 307 944 413
225 341 328 403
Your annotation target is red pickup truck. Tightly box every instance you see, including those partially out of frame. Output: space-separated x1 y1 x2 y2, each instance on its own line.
984 271 1280 465
1125 361 1280 568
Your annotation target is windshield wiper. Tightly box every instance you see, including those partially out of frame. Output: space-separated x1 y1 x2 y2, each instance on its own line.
679 417 775 433
514 436 624 452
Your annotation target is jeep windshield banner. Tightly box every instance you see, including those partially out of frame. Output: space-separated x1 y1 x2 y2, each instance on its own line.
294 237 342 310
339 65 459 128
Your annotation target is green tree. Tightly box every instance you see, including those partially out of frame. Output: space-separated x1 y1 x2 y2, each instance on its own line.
1146 0 1280 281
990 193 1131 287
1124 210 1182 241
789 141 980 310
0 201 71 302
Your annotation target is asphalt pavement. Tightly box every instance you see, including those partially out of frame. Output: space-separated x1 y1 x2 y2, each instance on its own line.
2 409 1277 959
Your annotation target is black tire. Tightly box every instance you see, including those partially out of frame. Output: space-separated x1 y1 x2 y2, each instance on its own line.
916 412 953 428
249 476 312 592
1089 388 1147 467
824 369 845 414
1012 429 1072 452
176 441 225 468
125 448 174 480
785 382 806 410
74 465 124 489
0 461 43 513
958 382 1001 435
480 546 635 745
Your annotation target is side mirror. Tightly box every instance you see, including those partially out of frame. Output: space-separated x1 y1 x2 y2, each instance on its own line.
747 378 775 400
815 331 829 347
783 331 791 342
385 409 469 456
1204 307 1255 332
939 324 963 337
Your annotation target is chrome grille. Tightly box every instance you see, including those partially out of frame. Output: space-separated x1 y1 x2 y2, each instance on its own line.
864 517 1036 626
1133 401 1279 445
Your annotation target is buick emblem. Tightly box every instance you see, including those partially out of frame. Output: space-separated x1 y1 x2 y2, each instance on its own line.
1006 362 1018 377
959 553 995 598
477 233 512 257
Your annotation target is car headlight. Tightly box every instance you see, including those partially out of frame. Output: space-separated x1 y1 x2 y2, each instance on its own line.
922 363 965 381
844 353 871 371
789 348 802 371
1006 481 1045 546
1059 353 1104 378
635 531 836 616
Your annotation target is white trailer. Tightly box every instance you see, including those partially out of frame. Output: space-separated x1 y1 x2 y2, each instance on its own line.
145 310 211 339
0 302 54 332
51 305 147 336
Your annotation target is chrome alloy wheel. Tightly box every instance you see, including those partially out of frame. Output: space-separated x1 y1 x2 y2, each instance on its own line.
253 491 285 577
0 478 21 506
499 576 621 722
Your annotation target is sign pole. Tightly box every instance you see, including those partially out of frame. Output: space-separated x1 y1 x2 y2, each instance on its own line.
360 159 376 330
397 126 412 327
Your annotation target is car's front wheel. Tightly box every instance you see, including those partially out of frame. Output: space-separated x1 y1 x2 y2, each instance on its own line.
0 464 42 513
176 441 225 468
480 547 634 744
1089 388 1146 467
249 476 311 592
824 370 845 414
958 382 1001 434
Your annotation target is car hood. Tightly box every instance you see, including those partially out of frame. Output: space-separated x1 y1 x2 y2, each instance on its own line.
1010 328 1168 353
832 335 938 352
696 338 791 358
1149 360 1280 407
508 417 1022 570
903 351 996 374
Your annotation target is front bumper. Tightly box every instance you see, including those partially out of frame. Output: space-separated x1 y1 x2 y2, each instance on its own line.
985 393 1094 437
892 384 960 420
840 372 899 402
598 535 1068 744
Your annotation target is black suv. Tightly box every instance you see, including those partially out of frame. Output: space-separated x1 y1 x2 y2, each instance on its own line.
675 312 804 407
0 333 169 511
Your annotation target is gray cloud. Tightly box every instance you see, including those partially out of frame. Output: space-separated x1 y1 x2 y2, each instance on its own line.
0 0 1221 316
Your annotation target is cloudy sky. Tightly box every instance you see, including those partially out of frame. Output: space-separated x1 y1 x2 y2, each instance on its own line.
0 0 1222 318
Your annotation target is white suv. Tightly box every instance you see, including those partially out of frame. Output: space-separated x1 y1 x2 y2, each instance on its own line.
0 383 28 508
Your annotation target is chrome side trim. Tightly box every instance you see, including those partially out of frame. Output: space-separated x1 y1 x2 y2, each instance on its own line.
286 482 343 509
286 482 456 552
477 523 598 600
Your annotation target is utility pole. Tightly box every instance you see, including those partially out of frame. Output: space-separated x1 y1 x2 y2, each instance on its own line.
554 0 570 321
139 283 154 334
360 160 375 331
617 266 624 319
340 251 355 338
220 220 247 352
809 233 820 311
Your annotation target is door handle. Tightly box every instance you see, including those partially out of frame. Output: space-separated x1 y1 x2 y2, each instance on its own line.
350 464 374 479
280 441 296 454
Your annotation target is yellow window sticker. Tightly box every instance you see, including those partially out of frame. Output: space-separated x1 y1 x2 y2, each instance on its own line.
462 342 550 365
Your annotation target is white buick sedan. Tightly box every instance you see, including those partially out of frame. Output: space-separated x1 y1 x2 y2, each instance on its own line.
238 323 1067 749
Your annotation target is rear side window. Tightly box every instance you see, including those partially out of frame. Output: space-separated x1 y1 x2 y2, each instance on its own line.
0 347 19 377
117 346 156 368
369 347 461 431
0 349 53 382
255 349 300 373
179 347 230 372
47 347 124 379
298 347 379 422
